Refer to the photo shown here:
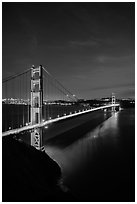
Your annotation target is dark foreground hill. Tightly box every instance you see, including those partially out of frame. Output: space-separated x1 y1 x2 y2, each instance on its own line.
2 136 74 202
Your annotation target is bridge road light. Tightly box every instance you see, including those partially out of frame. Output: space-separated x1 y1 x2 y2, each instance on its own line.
57 115 60 117
73 94 76 99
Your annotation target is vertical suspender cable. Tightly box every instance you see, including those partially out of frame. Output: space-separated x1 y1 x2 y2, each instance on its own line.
22 74 24 126
28 70 30 124
26 71 28 124
48 74 50 120
49 76 51 119
5 81 7 131
18 77 19 129
19 74 22 128
11 80 13 129
25 72 27 125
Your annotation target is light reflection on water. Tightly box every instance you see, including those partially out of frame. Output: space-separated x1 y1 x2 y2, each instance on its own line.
45 111 119 177
44 109 134 201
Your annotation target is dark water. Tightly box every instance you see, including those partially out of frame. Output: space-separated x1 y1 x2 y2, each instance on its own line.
44 108 135 201
2 104 86 132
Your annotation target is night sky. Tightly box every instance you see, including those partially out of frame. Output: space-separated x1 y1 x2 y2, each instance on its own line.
2 2 135 99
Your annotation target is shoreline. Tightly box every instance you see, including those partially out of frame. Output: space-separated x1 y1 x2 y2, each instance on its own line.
2 136 75 202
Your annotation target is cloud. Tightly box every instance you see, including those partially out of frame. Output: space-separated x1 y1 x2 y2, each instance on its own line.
95 54 134 64
17 12 38 53
69 39 99 47
72 74 88 79
86 82 135 91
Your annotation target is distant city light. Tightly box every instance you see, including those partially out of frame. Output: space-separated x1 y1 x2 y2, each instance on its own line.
2 98 30 105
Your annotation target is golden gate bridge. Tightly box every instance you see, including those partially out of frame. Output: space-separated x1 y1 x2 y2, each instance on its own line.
2 65 120 150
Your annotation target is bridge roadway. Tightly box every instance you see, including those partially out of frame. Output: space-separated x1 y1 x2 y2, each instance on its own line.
2 104 120 137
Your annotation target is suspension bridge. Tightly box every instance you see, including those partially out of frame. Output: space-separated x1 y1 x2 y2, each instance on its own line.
2 65 120 150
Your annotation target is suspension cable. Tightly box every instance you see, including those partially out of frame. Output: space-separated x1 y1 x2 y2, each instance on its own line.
42 66 78 101
43 75 73 101
2 68 31 83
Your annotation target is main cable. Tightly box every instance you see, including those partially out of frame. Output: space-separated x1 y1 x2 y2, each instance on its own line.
2 68 31 83
42 66 78 101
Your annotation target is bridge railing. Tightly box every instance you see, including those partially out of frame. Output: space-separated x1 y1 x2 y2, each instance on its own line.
2 103 120 137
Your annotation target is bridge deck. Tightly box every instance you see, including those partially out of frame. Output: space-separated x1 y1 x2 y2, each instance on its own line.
2 104 120 137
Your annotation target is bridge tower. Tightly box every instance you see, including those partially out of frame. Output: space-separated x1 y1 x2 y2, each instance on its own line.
112 93 116 112
30 65 44 150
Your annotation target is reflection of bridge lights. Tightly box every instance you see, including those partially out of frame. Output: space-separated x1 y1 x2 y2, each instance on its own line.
114 112 118 119
93 135 98 138
45 126 48 129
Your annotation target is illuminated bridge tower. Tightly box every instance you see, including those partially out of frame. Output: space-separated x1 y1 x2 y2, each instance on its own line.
31 65 44 150
112 93 116 112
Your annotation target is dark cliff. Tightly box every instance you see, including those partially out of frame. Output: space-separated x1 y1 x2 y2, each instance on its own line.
2 136 74 202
